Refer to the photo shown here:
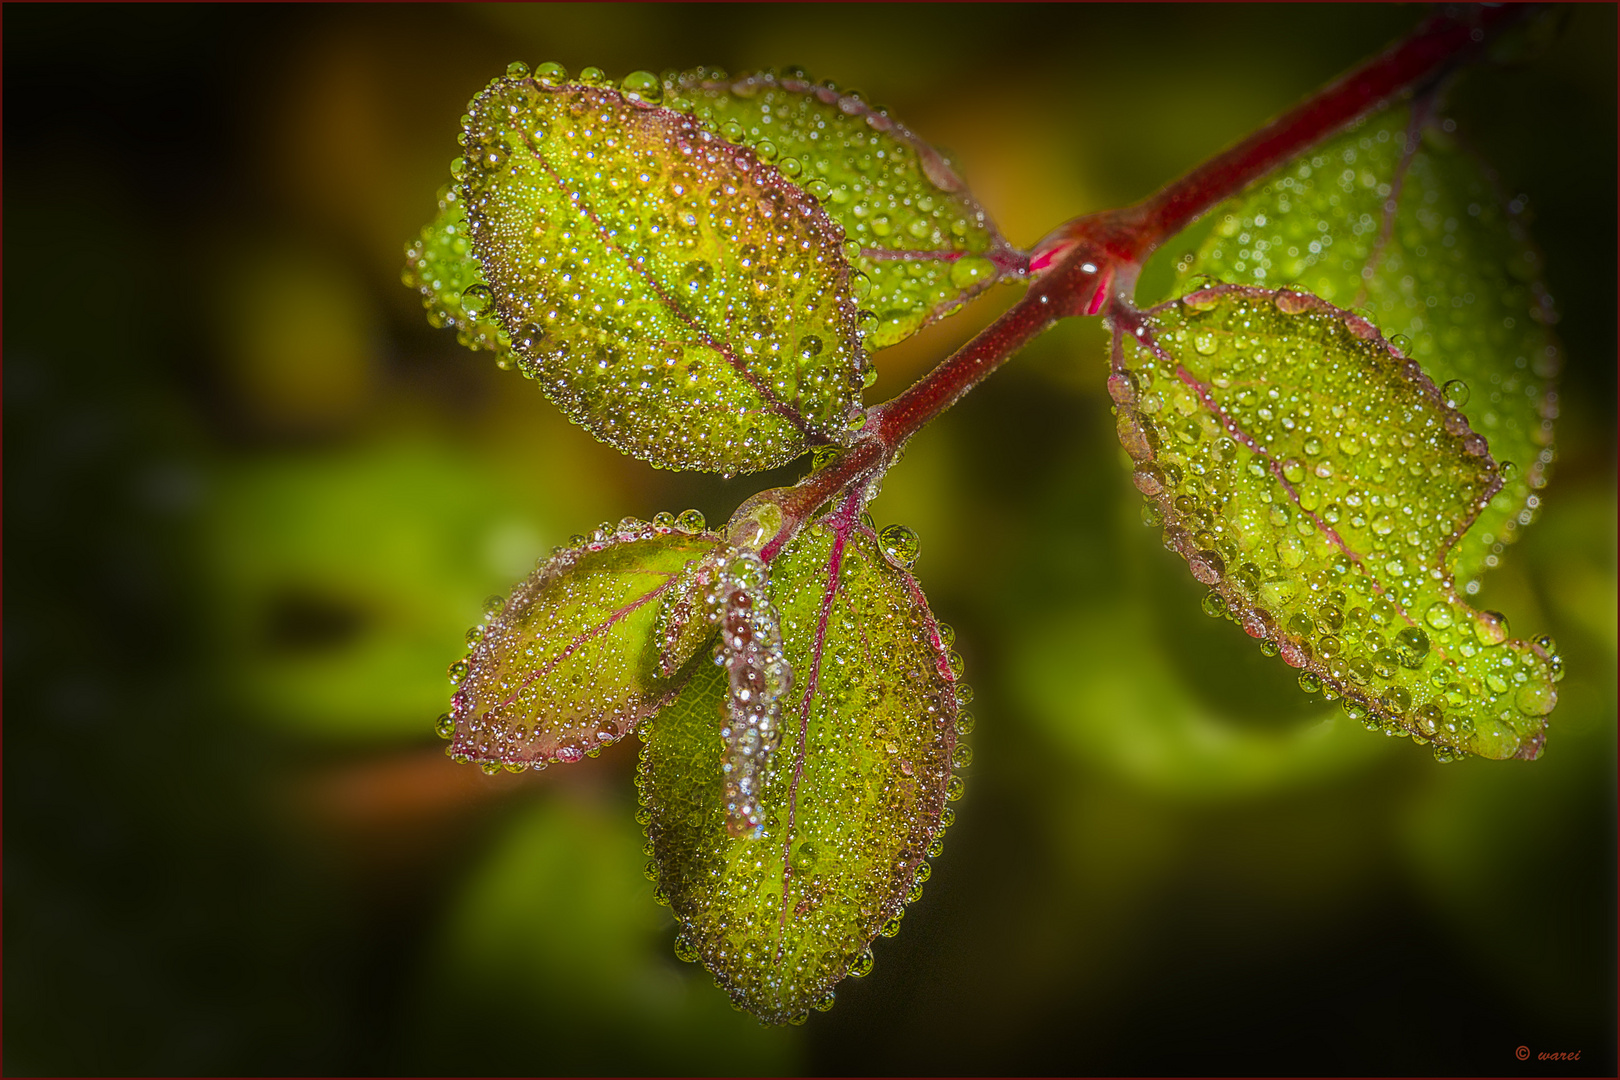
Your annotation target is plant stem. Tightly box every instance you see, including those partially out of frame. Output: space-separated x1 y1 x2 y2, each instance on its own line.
1105 3 1530 265
751 4 1528 562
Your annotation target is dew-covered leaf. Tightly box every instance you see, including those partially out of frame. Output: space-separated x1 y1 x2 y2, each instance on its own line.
456 70 867 475
667 68 1027 351
638 518 961 1023
403 187 508 355
1181 106 1560 586
447 517 722 769
1112 285 1561 761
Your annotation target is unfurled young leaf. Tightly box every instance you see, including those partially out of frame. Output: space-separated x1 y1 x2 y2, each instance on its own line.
455 68 868 475
1181 106 1560 586
1112 285 1559 761
638 518 961 1023
445 515 722 769
668 68 1028 349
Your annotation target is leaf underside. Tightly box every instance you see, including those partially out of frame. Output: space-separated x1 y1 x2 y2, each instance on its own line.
460 74 869 475
639 520 960 1023
448 520 723 767
670 68 1028 350
1181 106 1560 587
1112 285 1558 761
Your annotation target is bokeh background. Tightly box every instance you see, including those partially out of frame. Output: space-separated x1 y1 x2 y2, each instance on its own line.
6 4 1615 1075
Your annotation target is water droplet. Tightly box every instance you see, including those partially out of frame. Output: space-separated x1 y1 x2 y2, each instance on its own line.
676 508 707 533
435 713 456 739
534 61 568 87
1474 610 1508 646
1394 626 1430 668
1193 331 1219 356
1298 672 1322 694
954 711 975 735
577 66 608 86
951 743 973 769
814 992 837 1012
1441 379 1470 408
849 949 875 977
790 842 819 873
878 523 920 567
948 256 995 290
1515 683 1556 716
1273 288 1310 315
1202 591 1227 617
1424 602 1454 630
460 283 494 317
674 935 700 963
620 69 662 103
946 774 966 801
506 60 530 79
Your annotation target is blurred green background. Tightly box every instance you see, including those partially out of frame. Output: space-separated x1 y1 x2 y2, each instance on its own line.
6 5 1614 1075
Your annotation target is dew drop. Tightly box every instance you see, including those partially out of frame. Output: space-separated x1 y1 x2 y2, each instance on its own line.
620 69 662 103
435 713 456 739
948 256 995 290
878 523 920 567
676 508 707 533
1424 602 1454 630
460 283 494 317
1441 379 1470 408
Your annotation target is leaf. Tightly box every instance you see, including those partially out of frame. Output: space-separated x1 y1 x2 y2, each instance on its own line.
402 186 508 355
1111 284 1561 761
668 67 1028 349
456 70 867 475
638 517 962 1023
1180 106 1560 586
447 516 722 769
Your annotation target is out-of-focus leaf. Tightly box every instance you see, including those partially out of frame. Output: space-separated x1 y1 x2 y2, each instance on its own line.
205 440 558 740
670 67 1028 349
448 517 721 769
412 798 800 1075
402 190 507 354
1181 106 1559 586
1112 285 1561 761
456 70 867 475
638 520 960 1023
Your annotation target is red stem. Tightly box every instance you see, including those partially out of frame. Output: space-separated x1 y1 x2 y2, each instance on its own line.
1108 4 1528 265
746 5 1527 561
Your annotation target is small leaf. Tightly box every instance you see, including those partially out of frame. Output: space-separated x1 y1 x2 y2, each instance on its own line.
1112 285 1560 761
402 187 508 355
448 517 722 768
639 518 960 1023
671 68 1027 350
1181 106 1559 585
457 72 867 474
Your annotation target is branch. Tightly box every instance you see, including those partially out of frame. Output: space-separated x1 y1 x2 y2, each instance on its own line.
734 4 1530 562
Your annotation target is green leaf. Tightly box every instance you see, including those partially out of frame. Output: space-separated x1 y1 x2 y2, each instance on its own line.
448 516 722 769
1180 106 1560 586
638 518 961 1023
1111 284 1561 761
456 70 868 475
402 188 508 355
669 67 1027 350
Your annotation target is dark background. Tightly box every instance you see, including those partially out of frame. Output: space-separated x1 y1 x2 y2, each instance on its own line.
6 4 1615 1076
